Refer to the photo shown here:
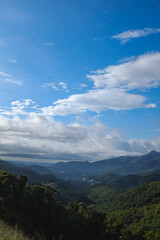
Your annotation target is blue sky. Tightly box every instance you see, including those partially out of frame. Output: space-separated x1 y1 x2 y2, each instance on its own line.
0 0 160 162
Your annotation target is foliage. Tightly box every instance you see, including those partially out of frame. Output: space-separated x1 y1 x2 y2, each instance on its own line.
0 170 142 240
47 182 93 206
84 181 160 240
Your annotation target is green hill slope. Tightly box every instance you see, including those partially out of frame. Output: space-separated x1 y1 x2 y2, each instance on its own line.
83 180 160 239
0 160 92 206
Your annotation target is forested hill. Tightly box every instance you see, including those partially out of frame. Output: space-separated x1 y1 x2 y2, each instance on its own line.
86 169 160 189
82 181 160 239
0 170 145 240
0 159 59 185
0 159 92 206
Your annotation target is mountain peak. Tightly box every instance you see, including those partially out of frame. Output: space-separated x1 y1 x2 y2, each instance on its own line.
147 150 159 156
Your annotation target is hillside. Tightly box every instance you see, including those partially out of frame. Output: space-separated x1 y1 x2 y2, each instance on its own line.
82 181 160 239
106 182 160 239
0 159 58 185
46 181 93 205
0 170 143 240
82 170 160 211
0 159 92 206
86 169 160 189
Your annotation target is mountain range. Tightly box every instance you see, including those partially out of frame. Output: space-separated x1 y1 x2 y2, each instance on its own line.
8 150 160 180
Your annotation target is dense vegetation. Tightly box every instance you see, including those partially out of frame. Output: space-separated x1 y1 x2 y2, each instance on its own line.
1 152 160 239
83 181 160 239
0 170 145 240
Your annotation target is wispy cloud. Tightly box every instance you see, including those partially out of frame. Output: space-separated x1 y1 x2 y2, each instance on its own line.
58 82 68 89
8 58 18 63
80 84 87 88
111 28 160 43
43 81 68 91
43 42 55 46
43 82 59 90
0 71 23 86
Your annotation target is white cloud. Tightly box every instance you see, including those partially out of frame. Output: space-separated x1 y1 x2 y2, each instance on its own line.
0 71 23 86
80 84 87 88
43 82 59 90
0 99 35 116
118 56 136 63
41 52 159 116
41 88 155 116
5 78 23 85
11 99 34 107
0 99 159 161
0 114 159 161
58 81 68 89
43 42 55 46
111 28 160 43
0 71 10 77
8 58 18 63
87 52 160 90
43 81 68 91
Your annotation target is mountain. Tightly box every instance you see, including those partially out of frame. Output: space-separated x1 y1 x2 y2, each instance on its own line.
43 150 160 180
82 178 160 238
0 159 92 205
0 159 57 185
81 169 160 212
86 169 160 189
6 150 160 181
104 182 160 239
109 181 160 211
27 165 52 175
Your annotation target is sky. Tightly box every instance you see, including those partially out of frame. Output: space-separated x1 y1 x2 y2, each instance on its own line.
0 0 160 162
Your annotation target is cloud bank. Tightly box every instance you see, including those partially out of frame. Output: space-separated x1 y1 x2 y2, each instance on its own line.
0 114 160 162
1 52 160 161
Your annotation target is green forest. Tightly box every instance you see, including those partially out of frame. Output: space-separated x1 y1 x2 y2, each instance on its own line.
0 170 148 240
1 152 160 239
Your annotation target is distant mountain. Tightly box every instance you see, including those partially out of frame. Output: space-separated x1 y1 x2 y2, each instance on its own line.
28 165 52 175
6 150 160 181
87 169 160 189
0 159 92 205
0 159 58 185
44 150 160 180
